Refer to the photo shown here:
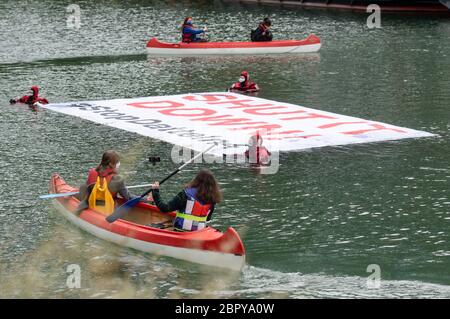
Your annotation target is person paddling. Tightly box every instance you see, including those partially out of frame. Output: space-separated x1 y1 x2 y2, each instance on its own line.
76 150 141 215
229 71 260 93
251 17 273 42
181 17 207 43
9 86 49 106
245 133 271 166
151 169 221 232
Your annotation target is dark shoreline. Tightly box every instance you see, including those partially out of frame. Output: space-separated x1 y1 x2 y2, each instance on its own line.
229 0 450 13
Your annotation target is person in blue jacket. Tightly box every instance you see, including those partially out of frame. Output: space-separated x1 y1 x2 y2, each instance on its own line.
181 17 207 43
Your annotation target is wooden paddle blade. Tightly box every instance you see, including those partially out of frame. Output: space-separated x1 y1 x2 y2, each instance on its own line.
105 196 142 223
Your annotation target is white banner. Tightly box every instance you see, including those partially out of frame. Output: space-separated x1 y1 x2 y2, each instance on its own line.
43 92 434 156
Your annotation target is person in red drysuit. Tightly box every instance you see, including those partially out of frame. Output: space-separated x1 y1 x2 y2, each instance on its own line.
9 86 49 106
245 132 271 166
229 71 260 93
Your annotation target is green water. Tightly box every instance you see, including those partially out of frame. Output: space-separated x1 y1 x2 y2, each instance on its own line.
0 0 449 298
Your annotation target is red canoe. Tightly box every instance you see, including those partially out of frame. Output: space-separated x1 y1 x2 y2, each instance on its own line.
146 34 321 55
49 174 246 271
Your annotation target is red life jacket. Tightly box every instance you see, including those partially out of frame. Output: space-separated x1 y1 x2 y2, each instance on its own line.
18 95 34 105
245 146 271 165
182 24 193 43
17 94 48 105
17 96 28 104
87 167 117 197
259 23 268 33
231 81 259 92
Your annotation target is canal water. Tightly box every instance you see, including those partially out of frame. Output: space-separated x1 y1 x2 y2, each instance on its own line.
0 0 449 298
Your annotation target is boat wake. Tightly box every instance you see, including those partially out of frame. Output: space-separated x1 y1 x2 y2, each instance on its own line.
227 265 450 298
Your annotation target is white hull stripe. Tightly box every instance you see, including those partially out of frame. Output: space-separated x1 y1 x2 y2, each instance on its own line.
147 43 321 55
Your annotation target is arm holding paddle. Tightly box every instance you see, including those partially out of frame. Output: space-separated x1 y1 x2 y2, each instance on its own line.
181 17 208 43
39 182 156 200
151 183 215 221
106 143 216 223
74 150 154 215
151 183 185 213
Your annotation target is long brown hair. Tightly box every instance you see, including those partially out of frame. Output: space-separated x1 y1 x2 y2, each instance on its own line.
181 16 193 29
97 150 120 172
187 169 222 204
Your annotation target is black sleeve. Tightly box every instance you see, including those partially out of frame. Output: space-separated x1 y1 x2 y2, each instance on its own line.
152 189 187 213
207 204 215 222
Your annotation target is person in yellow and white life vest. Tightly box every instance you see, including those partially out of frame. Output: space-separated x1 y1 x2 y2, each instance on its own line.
76 150 140 215
151 169 222 232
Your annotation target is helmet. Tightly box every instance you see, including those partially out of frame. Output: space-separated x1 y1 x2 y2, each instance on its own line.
184 17 193 25
263 17 272 26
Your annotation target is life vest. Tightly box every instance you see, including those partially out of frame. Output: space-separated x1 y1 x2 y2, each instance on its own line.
27 86 48 105
230 71 259 92
245 146 271 165
251 23 272 42
17 95 48 106
18 95 35 105
87 168 116 216
174 187 212 231
259 23 268 34
182 24 194 43
231 81 259 92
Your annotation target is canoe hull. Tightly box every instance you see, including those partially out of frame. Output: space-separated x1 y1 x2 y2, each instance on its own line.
49 174 245 271
146 34 321 55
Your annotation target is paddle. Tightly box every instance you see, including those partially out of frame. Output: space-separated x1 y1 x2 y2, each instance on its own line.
39 183 157 200
39 191 80 199
105 143 217 223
